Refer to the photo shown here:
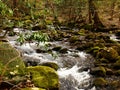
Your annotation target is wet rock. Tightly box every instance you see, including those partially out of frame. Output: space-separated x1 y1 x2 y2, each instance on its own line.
59 48 68 53
90 66 106 76
115 70 120 76
97 47 119 62
112 45 120 55
25 60 39 66
87 46 101 56
36 49 46 53
93 77 107 86
40 62 59 71
110 80 120 88
115 30 120 37
69 36 80 43
52 46 62 51
0 81 14 90
99 58 109 63
27 66 59 90
32 24 46 31
113 62 120 69
85 33 96 39
106 68 114 75
76 42 93 51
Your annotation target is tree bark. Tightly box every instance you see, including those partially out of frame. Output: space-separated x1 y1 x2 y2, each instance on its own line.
88 0 104 30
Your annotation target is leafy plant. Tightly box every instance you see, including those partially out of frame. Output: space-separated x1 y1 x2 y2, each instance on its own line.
16 34 26 45
0 0 13 17
17 31 49 45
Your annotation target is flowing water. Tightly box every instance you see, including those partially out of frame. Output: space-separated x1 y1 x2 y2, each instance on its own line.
110 34 120 42
8 28 95 90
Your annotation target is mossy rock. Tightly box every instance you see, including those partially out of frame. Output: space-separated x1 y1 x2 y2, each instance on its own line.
77 29 86 36
97 47 119 62
40 62 59 71
90 66 106 76
32 24 46 31
52 46 62 51
76 42 93 51
85 33 96 39
115 70 120 75
93 77 107 86
87 46 101 56
110 80 120 88
59 48 68 53
99 58 109 63
0 42 25 76
27 66 59 90
21 87 46 90
113 61 120 69
69 36 80 43
105 68 114 75
112 45 120 55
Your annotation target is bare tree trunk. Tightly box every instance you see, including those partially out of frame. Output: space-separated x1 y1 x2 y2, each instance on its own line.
88 0 104 30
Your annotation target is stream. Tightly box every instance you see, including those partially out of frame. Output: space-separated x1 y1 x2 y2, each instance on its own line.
7 28 96 90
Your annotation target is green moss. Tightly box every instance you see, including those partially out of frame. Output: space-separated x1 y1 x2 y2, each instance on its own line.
21 87 46 90
113 57 120 69
115 70 120 75
69 36 80 43
99 58 109 63
41 62 59 71
0 42 25 76
27 66 59 89
112 45 120 55
94 77 107 86
90 66 106 76
97 47 119 62
110 81 119 88
87 46 101 56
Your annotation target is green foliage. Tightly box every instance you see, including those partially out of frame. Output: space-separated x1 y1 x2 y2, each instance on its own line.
17 31 49 45
17 34 26 45
0 0 13 17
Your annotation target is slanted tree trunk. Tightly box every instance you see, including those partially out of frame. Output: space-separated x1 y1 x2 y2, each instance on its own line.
88 0 104 30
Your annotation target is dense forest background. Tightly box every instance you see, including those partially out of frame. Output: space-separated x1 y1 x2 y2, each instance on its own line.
1 0 120 32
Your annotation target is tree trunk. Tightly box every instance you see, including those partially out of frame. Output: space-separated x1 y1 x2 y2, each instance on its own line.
110 0 117 20
13 0 18 17
88 0 104 30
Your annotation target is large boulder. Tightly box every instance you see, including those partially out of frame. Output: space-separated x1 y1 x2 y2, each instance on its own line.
97 47 119 62
27 66 59 90
0 42 25 77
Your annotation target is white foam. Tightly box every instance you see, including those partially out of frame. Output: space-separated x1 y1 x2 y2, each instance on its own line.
58 65 90 86
110 34 120 41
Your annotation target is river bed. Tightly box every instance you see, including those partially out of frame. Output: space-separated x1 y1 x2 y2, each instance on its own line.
7 28 96 90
